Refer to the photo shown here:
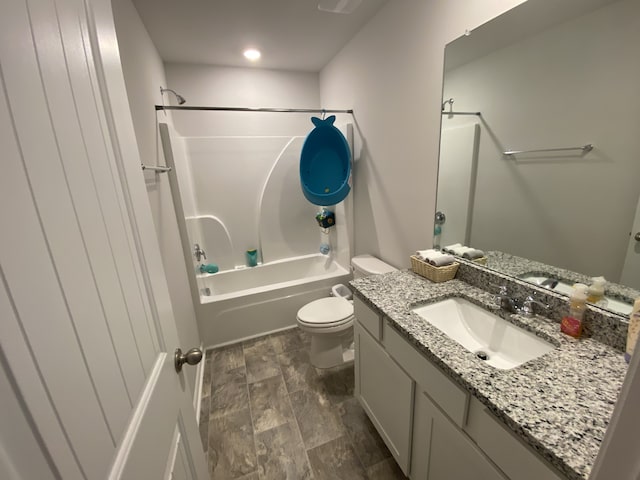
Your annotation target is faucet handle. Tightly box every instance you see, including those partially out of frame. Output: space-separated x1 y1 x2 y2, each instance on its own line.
488 283 510 310
489 283 509 298
522 294 549 317
489 283 507 293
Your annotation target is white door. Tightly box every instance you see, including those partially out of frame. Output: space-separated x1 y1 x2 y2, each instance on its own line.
620 192 640 290
0 0 208 478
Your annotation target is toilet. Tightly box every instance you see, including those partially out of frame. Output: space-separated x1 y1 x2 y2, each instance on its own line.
296 255 397 368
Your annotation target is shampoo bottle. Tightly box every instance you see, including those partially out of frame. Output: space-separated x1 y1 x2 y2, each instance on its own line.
625 298 640 363
561 283 588 338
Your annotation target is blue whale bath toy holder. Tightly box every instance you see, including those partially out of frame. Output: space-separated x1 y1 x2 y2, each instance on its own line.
300 115 351 206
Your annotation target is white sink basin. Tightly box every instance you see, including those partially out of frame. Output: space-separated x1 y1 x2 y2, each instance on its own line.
520 274 633 316
412 298 554 370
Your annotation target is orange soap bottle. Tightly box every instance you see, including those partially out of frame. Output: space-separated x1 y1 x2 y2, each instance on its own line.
561 283 588 338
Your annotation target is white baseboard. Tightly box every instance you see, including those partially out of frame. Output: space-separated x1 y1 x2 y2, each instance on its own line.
204 324 298 351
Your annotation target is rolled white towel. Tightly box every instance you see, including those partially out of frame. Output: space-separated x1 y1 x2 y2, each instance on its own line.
462 248 485 260
415 249 451 264
443 243 462 254
429 254 456 267
450 246 471 256
415 249 440 261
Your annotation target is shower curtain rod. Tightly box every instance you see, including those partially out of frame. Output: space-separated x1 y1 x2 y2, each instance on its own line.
155 105 354 114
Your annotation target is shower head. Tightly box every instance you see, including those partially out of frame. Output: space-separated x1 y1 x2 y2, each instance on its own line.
160 87 186 105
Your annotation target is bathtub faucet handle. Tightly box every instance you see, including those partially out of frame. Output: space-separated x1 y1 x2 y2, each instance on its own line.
194 243 206 262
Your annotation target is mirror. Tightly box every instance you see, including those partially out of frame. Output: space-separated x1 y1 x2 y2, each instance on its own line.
436 0 640 316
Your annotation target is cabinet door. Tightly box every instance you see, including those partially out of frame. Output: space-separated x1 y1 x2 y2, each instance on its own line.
410 388 432 479
464 397 565 480
415 391 507 480
355 323 414 475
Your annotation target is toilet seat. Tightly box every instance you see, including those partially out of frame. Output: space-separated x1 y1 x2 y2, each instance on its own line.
297 297 354 329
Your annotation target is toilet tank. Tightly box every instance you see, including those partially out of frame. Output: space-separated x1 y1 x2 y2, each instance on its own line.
351 254 397 278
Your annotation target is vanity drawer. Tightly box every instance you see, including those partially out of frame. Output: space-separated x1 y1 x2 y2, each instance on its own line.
354 297 382 341
384 321 469 427
464 397 565 480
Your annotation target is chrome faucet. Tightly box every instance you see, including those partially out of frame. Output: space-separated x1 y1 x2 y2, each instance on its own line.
193 243 206 262
540 278 559 289
493 285 521 314
521 294 550 317
492 285 549 317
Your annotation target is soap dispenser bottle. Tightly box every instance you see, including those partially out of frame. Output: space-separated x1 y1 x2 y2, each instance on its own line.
587 276 607 306
561 283 588 338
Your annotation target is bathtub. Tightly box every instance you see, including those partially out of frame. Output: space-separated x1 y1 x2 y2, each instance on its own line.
196 254 351 347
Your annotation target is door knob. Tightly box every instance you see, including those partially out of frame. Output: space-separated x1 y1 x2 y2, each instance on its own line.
635 232 640 242
174 347 203 373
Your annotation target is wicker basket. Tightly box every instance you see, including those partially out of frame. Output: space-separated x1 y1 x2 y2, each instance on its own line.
473 256 488 265
410 256 459 283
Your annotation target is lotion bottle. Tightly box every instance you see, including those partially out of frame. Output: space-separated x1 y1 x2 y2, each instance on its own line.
625 298 640 363
561 283 588 338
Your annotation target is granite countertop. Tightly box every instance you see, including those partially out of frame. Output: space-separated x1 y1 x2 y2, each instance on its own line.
351 270 629 480
483 251 640 306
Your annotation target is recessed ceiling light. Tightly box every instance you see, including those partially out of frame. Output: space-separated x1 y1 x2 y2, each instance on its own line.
243 48 261 61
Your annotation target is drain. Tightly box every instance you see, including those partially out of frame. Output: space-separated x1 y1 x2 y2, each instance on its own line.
476 351 490 361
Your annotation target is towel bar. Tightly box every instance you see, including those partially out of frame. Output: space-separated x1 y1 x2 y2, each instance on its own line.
503 144 593 156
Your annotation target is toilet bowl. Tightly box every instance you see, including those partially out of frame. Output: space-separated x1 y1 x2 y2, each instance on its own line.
296 255 397 369
297 296 355 368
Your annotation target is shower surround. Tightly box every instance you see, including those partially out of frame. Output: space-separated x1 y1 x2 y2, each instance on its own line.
160 122 353 346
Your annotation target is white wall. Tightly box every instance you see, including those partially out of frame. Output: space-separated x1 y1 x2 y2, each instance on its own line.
164 63 331 136
319 0 526 269
111 0 200 393
442 0 640 281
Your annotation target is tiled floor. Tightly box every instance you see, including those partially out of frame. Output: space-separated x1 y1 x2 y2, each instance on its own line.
199 327 408 480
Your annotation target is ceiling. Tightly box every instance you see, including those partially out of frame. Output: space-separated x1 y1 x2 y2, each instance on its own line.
131 0 389 72
445 0 619 72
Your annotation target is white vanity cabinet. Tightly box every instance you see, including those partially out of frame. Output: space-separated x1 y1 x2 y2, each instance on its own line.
463 397 565 480
354 298 567 480
412 389 508 480
354 316 414 474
